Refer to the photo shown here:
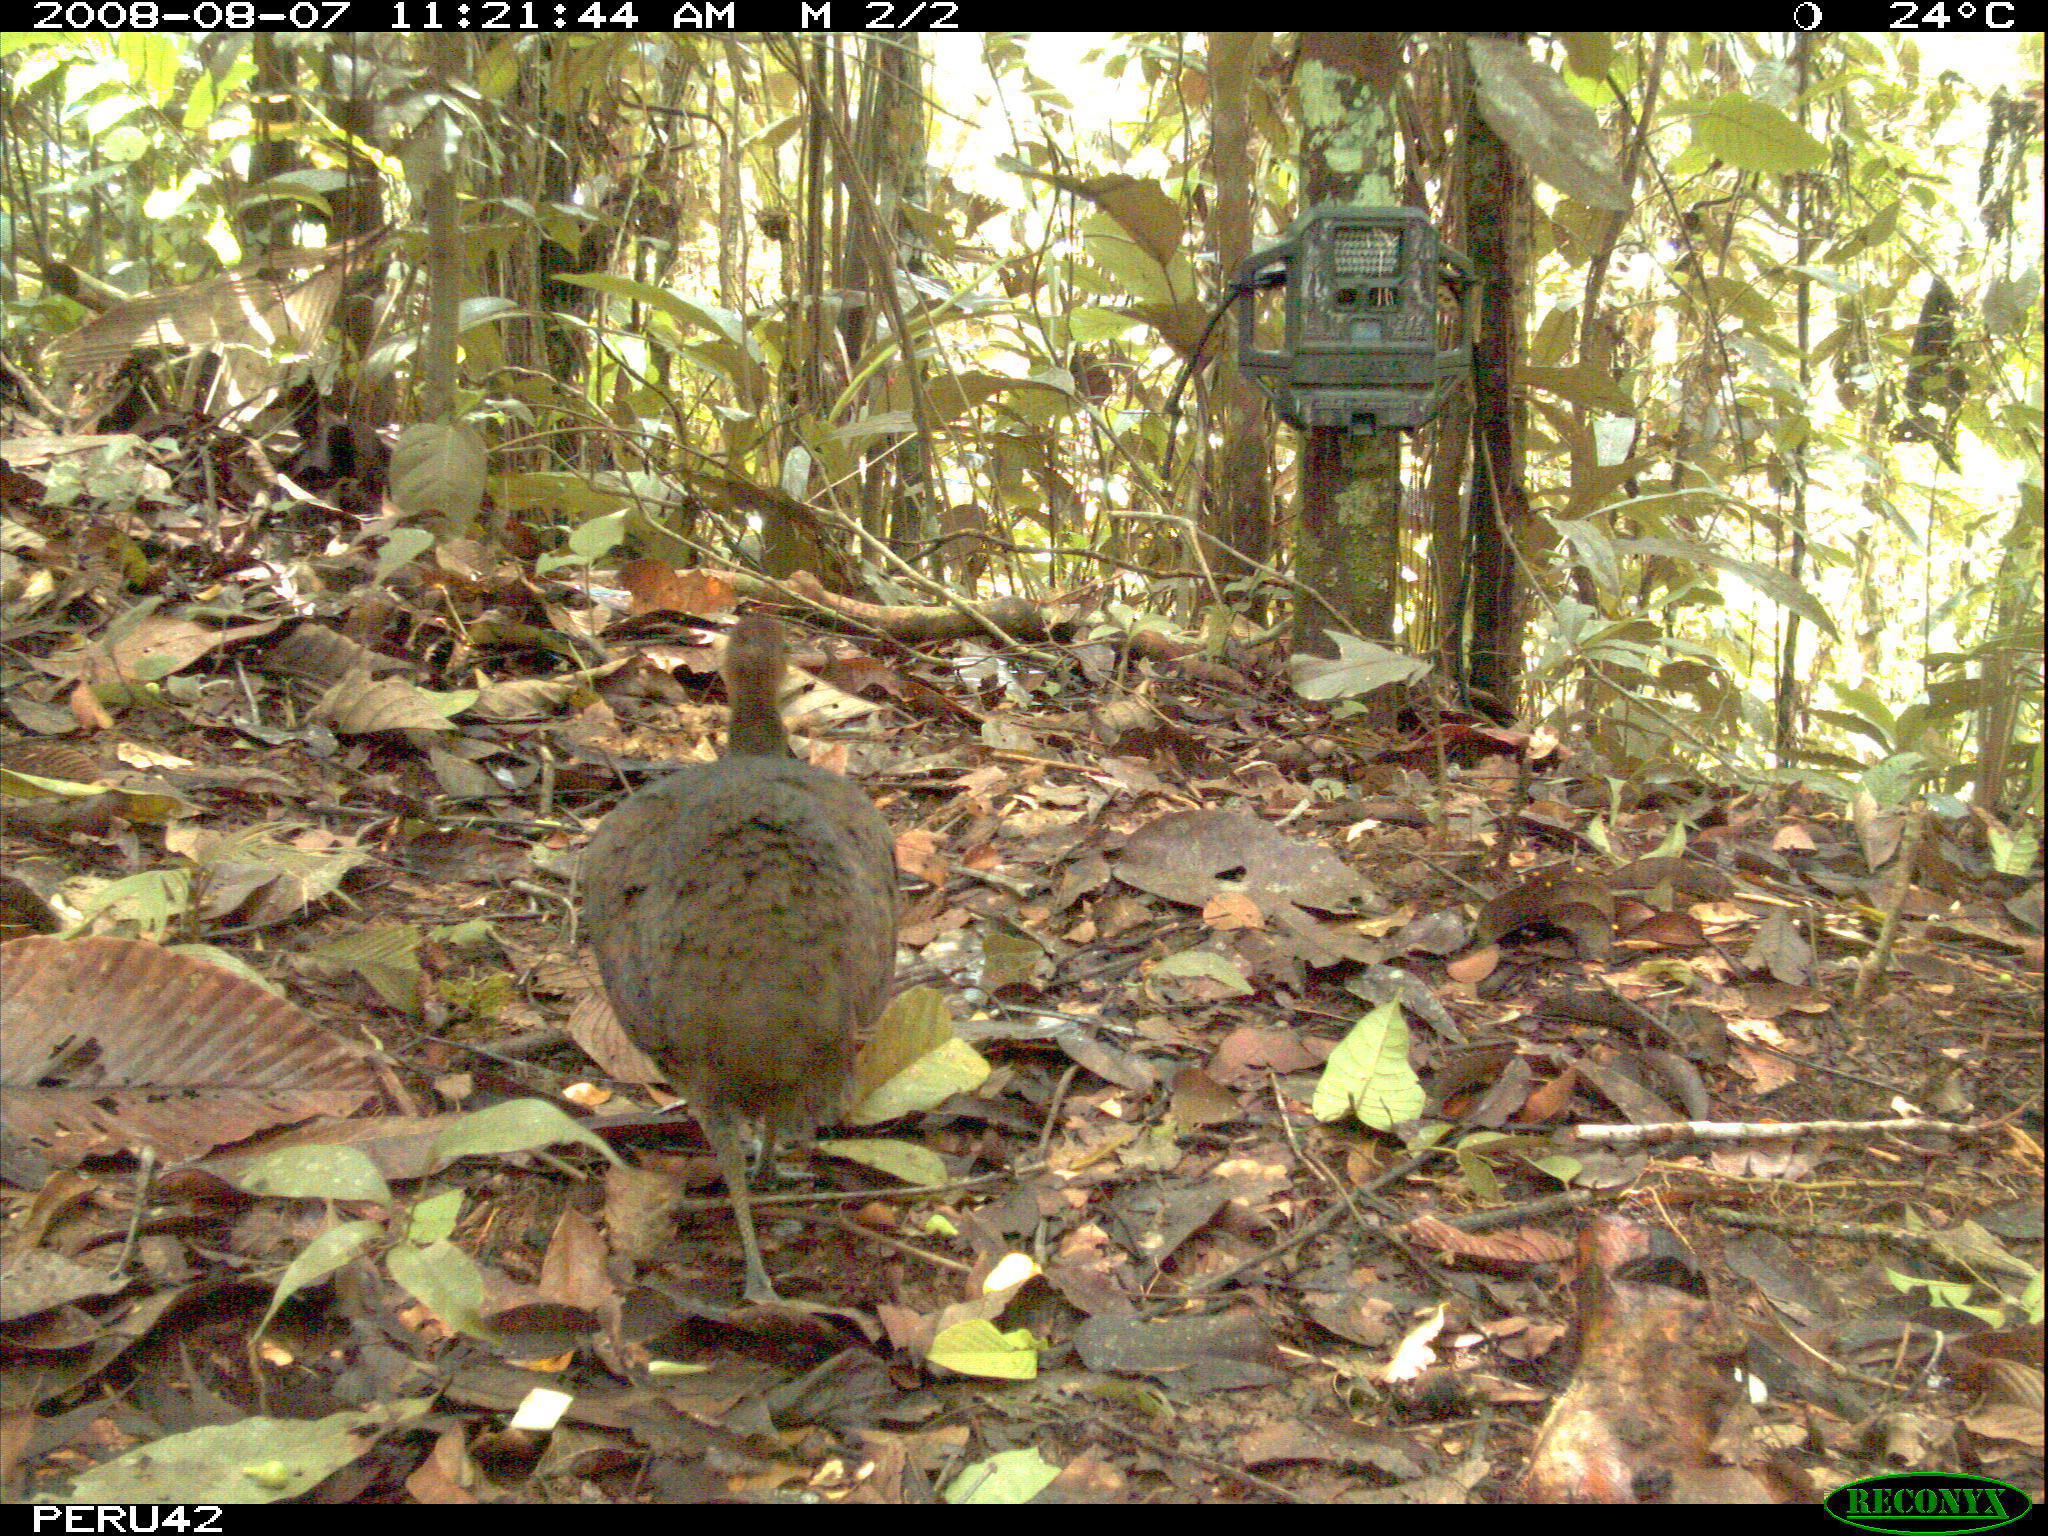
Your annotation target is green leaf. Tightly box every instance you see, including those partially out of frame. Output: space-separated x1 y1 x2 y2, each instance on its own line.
848 1037 992 1126
429 1098 622 1169
1148 948 1253 995
70 870 189 936
1550 516 1622 597
257 1220 381 1341
495 471 626 518
1688 94 1828 174
375 527 435 582
929 1319 1039 1381
387 1238 493 1340
1613 536 1838 638
230 1146 391 1204
70 1404 431 1503
816 1137 949 1186
1311 1002 1425 1131
408 1188 464 1245
1289 632 1433 701
1832 684 1899 742
1987 820 2038 879
1067 306 1137 343
567 510 627 559
943 1446 1061 1504
570 275 757 356
1859 752 1927 806
1453 1141 1506 1203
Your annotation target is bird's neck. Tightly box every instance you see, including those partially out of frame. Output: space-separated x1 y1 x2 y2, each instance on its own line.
725 678 793 758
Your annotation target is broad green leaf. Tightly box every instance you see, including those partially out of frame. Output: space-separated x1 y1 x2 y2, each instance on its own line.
1530 1153 1583 1184
1147 948 1253 996
1987 820 2037 878
408 1188 464 1245
1688 93 1827 174
1289 632 1433 701
430 1098 622 1169
388 422 487 534
1067 305 1136 343
1551 516 1622 597
1311 1001 1424 1131
929 1319 1038 1381
1613 536 1838 638
374 527 435 582
944 1446 1061 1505
1832 684 1900 743
70 1404 431 1504
848 1037 991 1126
257 1220 380 1340
816 1137 949 1186
567 510 628 559
1859 752 1927 807
387 1238 493 1340
230 1146 391 1204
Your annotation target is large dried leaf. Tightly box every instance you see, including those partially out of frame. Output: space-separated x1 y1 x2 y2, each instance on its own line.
563 972 665 1086
163 823 373 927
0 1248 132 1322
0 936 379 1162
37 613 282 690
43 237 376 414
310 671 476 734
262 622 407 685
1115 810 1368 915
44 238 371 378
1072 1308 1288 1391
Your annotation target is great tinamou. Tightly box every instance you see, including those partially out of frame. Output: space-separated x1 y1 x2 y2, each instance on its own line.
581 615 898 1302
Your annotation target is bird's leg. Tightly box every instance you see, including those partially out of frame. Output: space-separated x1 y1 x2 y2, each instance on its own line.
699 1106 780 1304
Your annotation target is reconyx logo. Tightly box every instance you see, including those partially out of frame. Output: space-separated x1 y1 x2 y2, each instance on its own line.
1824 1473 2033 1534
